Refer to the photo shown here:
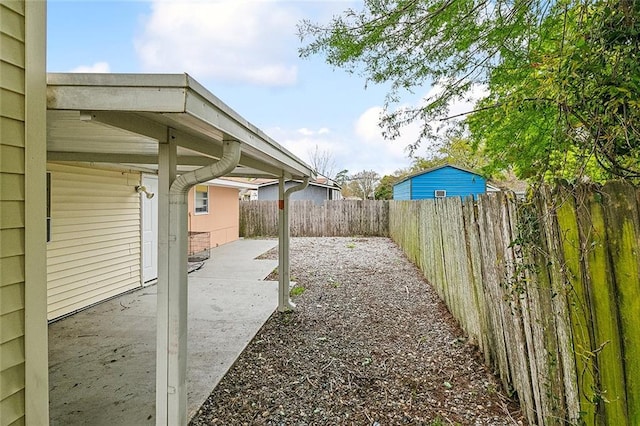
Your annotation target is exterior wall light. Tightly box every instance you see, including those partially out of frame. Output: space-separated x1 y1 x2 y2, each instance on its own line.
135 185 155 199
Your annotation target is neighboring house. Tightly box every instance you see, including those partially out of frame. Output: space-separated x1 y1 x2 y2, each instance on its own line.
393 164 487 200
491 179 528 199
486 183 502 194
187 178 257 248
258 178 342 205
223 176 272 200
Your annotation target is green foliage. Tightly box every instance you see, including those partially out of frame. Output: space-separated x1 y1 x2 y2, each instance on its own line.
334 169 349 186
468 0 640 181
411 137 491 174
299 0 640 181
374 173 402 199
290 285 306 297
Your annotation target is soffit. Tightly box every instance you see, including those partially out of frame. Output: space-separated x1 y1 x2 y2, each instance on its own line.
46 73 314 180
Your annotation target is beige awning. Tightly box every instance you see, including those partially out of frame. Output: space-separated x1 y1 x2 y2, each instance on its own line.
46 73 313 180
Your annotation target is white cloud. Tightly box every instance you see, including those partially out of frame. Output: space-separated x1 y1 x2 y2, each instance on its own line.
69 62 111 73
268 126 348 167
352 106 417 174
423 83 488 123
135 0 300 86
268 106 418 177
268 84 489 177
297 128 314 136
360 83 490 161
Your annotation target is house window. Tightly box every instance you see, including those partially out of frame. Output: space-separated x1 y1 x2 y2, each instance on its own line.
195 185 209 214
434 189 447 198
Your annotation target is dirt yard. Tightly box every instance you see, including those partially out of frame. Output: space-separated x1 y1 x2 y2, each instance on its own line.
190 237 524 425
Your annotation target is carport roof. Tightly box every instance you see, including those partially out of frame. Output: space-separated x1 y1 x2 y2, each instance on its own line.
46 73 314 180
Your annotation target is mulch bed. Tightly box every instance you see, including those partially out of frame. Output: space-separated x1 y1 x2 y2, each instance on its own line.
190 237 524 425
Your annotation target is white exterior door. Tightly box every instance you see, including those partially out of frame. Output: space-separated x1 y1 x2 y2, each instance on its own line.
142 174 159 284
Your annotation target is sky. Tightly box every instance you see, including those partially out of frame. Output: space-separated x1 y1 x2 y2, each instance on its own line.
47 0 440 177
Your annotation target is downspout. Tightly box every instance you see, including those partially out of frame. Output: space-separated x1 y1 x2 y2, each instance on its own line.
170 141 241 192
278 177 309 312
159 140 241 426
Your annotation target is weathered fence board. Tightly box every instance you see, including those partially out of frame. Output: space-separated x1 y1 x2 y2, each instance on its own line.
556 187 598 425
240 200 389 237
477 195 513 392
580 186 627 424
389 183 640 425
603 182 640 425
542 187 581 424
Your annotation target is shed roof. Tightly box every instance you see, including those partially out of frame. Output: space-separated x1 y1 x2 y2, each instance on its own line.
394 164 484 186
46 73 313 180
257 178 341 190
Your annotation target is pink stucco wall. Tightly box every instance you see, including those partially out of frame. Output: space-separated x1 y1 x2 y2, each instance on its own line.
187 185 240 247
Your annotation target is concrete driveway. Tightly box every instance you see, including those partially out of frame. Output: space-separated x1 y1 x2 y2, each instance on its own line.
48 239 279 425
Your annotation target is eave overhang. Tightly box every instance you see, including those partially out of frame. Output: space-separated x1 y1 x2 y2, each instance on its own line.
46 73 314 180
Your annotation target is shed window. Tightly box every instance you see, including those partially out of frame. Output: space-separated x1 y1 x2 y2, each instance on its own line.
434 189 447 198
195 185 209 214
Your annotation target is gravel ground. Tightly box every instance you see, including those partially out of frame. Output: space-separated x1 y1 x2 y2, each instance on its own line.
190 237 524 425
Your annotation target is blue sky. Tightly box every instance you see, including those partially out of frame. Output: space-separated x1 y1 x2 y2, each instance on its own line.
47 0 445 176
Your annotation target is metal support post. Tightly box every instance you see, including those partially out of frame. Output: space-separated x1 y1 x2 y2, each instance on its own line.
277 177 309 312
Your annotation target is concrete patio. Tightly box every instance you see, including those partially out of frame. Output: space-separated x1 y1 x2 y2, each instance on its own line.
48 239 279 425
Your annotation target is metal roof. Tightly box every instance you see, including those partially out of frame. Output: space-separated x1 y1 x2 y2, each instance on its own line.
257 179 341 190
46 73 314 180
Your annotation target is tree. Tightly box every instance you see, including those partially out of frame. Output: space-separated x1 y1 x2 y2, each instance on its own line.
466 1 640 180
308 145 337 179
299 0 640 180
350 170 380 199
374 175 397 200
340 180 361 199
374 169 409 200
412 137 490 174
334 168 349 186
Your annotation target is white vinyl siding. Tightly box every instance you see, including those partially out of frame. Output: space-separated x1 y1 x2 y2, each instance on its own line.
46 164 142 320
0 1 27 423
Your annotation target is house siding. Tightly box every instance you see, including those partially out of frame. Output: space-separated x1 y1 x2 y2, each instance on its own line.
46 164 142 320
393 166 486 200
187 185 240 247
0 2 27 423
258 182 339 205
393 180 411 200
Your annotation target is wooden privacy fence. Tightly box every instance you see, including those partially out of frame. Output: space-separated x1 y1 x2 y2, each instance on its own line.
239 200 389 237
390 183 640 426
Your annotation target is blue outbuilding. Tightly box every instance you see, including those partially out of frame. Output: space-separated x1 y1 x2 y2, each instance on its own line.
393 164 487 200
